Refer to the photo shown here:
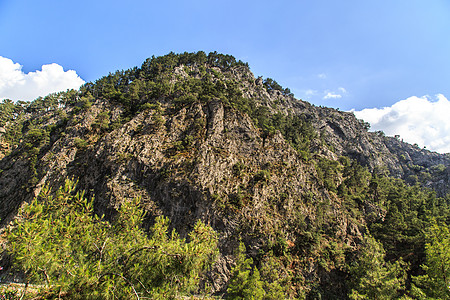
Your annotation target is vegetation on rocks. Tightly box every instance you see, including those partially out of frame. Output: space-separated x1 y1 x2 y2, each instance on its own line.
0 51 449 299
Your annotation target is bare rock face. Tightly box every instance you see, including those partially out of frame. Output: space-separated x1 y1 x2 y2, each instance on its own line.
279 100 450 196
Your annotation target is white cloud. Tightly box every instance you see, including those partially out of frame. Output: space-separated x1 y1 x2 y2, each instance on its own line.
323 87 347 100
324 92 342 99
305 89 318 96
353 94 450 153
0 56 85 101
318 73 327 79
338 87 347 93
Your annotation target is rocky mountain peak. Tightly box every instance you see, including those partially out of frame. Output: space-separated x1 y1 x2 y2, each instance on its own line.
0 51 449 298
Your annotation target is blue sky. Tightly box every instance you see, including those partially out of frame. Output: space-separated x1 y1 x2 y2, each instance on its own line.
1 0 450 152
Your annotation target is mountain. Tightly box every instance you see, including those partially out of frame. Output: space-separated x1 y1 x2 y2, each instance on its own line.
0 52 449 299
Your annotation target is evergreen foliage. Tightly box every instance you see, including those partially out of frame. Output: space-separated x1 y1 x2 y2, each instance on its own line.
227 242 265 300
411 220 450 299
6 179 218 299
0 99 25 128
347 235 407 299
262 78 293 96
0 99 26 149
259 254 294 299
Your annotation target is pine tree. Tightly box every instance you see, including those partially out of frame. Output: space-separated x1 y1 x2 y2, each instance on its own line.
6 179 218 299
411 220 450 299
227 241 265 300
347 235 407 299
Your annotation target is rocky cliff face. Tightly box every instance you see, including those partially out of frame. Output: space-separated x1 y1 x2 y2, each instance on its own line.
277 93 450 196
0 52 449 297
0 99 354 295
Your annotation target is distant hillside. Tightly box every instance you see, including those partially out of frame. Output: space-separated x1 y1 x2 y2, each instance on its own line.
0 52 449 299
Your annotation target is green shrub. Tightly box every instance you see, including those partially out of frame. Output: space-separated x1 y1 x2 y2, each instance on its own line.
229 192 244 209
92 111 110 131
232 161 246 177
254 170 271 183
152 113 165 128
74 137 88 149
140 102 162 112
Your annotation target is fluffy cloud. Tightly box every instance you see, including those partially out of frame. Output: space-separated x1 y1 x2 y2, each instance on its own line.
323 87 347 100
353 95 450 153
0 56 85 101
324 92 342 99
